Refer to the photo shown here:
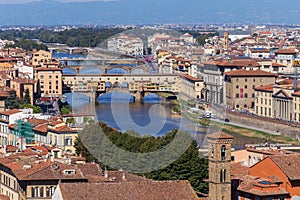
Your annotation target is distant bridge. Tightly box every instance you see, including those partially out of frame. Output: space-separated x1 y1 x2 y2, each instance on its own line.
48 47 93 54
60 58 148 74
62 74 179 102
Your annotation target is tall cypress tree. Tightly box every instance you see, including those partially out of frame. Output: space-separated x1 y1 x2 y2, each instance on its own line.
23 89 31 104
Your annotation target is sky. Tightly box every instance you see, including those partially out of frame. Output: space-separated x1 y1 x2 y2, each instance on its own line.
0 0 107 3
0 0 299 25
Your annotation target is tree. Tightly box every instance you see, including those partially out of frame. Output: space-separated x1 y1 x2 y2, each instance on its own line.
61 104 71 114
5 91 21 109
74 136 98 163
19 104 42 113
66 117 75 124
23 89 31 104
74 122 208 193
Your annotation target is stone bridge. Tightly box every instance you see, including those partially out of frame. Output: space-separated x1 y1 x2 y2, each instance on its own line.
62 74 179 102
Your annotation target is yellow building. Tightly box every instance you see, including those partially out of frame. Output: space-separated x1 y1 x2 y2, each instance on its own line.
0 62 14 72
35 67 62 98
31 50 52 66
224 69 277 112
10 78 36 105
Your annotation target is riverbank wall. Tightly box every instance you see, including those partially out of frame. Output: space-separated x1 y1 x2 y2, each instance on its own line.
226 111 300 140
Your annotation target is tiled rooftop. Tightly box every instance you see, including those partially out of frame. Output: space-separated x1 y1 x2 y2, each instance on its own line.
58 180 199 200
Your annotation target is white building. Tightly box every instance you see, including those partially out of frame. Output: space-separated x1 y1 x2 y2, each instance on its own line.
14 61 34 79
107 34 144 57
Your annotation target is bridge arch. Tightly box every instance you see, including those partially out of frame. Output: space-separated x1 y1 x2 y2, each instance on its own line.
79 67 103 74
105 81 112 88
63 92 91 105
105 66 128 74
112 82 121 88
131 66 148 74
121 82 129 89
98 91 135 102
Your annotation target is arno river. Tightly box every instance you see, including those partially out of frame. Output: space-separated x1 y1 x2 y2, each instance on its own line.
55 52 265 148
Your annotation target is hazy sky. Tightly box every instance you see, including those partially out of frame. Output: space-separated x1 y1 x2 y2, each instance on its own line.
0 0 110 4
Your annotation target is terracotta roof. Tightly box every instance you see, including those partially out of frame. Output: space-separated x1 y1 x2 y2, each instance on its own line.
58 180 199 200
27 118 48 126
35 67 62 71
269 154 300 181
272 62 286 67
4 145 19 153
0 109 21 116
32 123 48 133
249 48 270 53
0 194 10 200
231 162 250 179
293 90 300 97
224 69 277 77
275 49 297 54
237 175 289 196
207 132 234 140
254 84 274 92
180 73 202 82
217 59 261 68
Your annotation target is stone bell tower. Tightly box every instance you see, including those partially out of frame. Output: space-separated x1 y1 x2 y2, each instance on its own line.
207 132 233 200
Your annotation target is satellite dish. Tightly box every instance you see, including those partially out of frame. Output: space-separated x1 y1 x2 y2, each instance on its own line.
292 196 300 200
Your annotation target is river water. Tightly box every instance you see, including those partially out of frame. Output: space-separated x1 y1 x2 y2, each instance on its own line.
54 52 265 148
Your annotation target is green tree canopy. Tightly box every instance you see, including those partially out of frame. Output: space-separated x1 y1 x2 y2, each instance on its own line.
74 122 208 193
5 91 21 109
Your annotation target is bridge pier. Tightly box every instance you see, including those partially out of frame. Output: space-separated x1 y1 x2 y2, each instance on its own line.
134 91 145 102
85 91 100 102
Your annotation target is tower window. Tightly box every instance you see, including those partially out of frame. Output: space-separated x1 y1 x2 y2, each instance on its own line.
221 145 226 161
220 169 226 183
211 144 214 158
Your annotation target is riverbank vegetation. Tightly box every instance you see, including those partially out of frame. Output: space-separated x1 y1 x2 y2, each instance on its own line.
74 121 208 193
198 118 300 145
1 28 127 47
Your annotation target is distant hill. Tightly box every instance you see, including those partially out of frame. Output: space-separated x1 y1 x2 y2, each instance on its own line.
0 0 300 25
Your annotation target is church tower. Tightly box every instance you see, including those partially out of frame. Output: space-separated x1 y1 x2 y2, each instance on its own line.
207 132 233 200
223 31 229 50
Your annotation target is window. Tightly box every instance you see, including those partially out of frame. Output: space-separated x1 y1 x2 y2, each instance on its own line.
236 93 239 98
236 85 239 89
220 169 226 183
65 137 73 146
245 78 247 82
63 170 76 175
244 93 248 98
40 75 44 79
46 186 55 197
221 145 226 161
252 93 255 98
245 85 247 89
211 144 214 158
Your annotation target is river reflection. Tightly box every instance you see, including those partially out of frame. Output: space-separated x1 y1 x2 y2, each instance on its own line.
67 98 264 148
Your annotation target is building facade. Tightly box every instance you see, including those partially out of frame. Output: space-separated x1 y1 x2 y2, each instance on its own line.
224 69 277 112
35 67 62 98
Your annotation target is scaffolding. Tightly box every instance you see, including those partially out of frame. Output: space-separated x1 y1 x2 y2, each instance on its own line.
14 119 35 146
